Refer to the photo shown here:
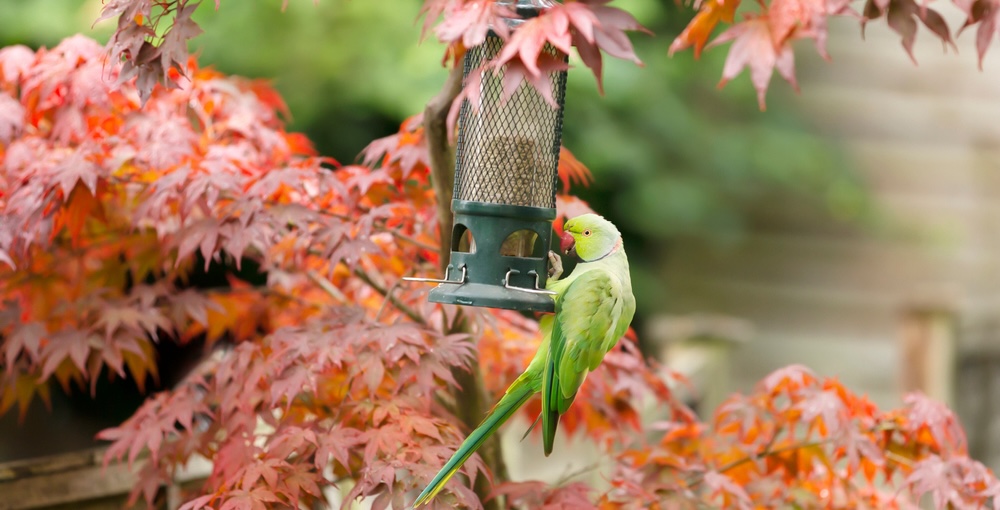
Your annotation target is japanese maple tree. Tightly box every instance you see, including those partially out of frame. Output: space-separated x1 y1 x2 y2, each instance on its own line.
0 0 998 509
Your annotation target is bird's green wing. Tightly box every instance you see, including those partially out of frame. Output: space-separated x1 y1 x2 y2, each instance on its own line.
541 268 624 455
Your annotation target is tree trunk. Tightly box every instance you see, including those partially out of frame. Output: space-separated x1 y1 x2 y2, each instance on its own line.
424 63 508 510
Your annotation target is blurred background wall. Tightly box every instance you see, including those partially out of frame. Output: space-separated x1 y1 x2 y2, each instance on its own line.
657 10 1000 472
2 0 998 478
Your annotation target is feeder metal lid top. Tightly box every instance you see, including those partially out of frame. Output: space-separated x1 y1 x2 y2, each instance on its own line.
497 0 555 26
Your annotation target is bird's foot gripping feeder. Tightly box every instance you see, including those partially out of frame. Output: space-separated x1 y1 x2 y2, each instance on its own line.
405 0 567 313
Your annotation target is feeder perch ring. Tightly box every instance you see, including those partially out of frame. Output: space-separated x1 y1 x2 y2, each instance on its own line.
503 269 557 296
403 265 468 285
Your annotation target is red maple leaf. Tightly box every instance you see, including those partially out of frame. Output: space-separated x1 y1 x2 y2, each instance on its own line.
863 0 955 64
956 0 999 67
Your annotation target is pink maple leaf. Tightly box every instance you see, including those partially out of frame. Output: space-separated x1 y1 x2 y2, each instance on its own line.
709 15 799 110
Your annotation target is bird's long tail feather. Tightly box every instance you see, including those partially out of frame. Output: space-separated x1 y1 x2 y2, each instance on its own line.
413 378 535 506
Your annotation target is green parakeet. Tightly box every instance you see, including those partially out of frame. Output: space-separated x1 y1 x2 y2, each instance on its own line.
414 214 635 506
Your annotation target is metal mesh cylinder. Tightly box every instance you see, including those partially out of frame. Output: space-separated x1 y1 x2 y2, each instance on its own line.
453 34 567 209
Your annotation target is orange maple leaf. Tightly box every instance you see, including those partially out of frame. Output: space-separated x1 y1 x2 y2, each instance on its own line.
52 181 106 248
669 0 742 58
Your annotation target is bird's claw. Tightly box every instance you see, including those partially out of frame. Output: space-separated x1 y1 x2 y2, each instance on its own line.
547 250 563 281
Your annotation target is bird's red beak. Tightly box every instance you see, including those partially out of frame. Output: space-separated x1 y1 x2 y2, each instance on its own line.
560 231 576 257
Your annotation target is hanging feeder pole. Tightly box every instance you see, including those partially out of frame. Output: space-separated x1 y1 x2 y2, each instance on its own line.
407 0 568 313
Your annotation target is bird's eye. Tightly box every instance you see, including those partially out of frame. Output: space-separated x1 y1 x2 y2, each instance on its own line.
583 229 592 237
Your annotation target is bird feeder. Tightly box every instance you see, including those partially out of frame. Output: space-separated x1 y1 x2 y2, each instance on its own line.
410 0 567 313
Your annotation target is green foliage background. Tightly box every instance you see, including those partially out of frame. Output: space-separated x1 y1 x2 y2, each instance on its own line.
1 0 870 320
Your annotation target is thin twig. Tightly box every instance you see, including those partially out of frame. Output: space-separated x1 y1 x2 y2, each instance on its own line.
305 269 348 303
885 450 915 469
352 267 426 326
756 426 781 463
373 276 404 323
686 437 836 489
554 461 603 487
717 438 834 475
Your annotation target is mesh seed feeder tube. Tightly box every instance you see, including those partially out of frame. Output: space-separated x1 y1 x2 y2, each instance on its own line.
411 0 567 312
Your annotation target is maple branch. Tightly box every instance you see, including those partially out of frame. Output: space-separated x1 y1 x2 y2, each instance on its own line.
423 63 509 509
103 175 440 255
424 63 462 274
325 209 439 253
301 246 427 325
